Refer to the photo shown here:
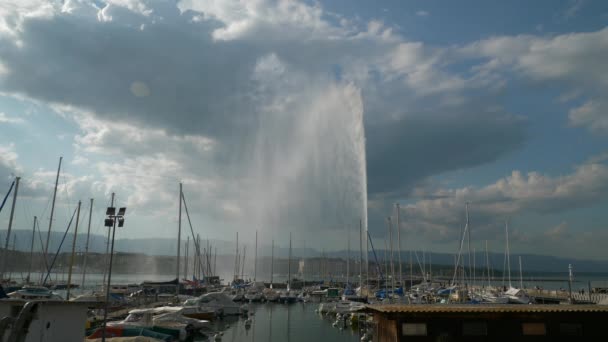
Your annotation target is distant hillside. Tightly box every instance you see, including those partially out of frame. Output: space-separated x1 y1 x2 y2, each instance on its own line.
1 229 607 273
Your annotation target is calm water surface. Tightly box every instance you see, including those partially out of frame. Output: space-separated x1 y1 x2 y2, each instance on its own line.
205 303 361 342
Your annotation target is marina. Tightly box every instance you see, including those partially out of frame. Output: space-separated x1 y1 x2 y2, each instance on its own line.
2 0 608 341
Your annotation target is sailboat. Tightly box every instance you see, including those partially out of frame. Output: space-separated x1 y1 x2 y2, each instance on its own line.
245 231 264 302
279 233 297 304
503 221 532 304
479 240 509 304
263 239 280 302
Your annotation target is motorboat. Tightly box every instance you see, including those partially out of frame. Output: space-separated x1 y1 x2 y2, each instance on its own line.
106 306 207 341
182 291 247 317
7 285 63 300
319 300 364 314
479 288 510 304
505 287 532 304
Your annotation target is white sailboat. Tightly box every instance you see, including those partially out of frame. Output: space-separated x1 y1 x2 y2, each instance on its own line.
503 221 532 304
279 233 297 303
264 239 280 302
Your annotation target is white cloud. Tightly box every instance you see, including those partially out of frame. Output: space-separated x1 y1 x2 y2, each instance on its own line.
403 155 608 240
460 27 608 87
569 100 608 134
0 143 21 176
416 10 429 17
177 0 343 41
0 112 24 124
0 0 56 37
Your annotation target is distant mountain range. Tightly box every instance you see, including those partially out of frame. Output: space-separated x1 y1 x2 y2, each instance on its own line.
1 229 606 273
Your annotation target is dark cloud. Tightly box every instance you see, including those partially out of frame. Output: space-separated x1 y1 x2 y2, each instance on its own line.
365 109 527 195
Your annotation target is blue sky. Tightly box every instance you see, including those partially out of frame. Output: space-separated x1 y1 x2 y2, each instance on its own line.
0 0 607 259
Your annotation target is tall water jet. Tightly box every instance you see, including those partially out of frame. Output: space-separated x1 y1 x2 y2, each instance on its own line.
239 53 369 256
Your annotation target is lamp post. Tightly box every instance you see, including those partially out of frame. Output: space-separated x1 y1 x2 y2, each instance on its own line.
101 206 126 342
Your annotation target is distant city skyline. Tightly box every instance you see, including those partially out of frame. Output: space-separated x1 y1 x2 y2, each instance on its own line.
0 0 607 259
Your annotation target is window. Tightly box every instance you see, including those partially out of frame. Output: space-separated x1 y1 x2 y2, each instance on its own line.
403 323 427 336
522 323 546 335
463 322 487 336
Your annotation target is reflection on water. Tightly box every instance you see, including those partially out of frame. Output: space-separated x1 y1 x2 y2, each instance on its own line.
210 303 360 342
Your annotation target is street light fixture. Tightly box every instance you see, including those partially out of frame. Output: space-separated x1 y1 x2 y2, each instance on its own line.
101 206 126 342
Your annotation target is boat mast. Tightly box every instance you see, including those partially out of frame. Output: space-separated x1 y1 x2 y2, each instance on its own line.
9 234 16 280
465 202 472 287
519 256 523 290
184 236 189 280
176 182 182 296
485 240 491 288
410 250 413 289
383 234 388 297
102 193 115 287
81 198 93 289
0 176 19 281
288 232 292 291
429 253 432 282
346 225 350 286
45 157 62 259
388 217 395 296
234 232 239 281
505 220 512 287
396 203 402 288
254 230 258 282
270 239 274 288
66 200 81 299
213 248 217 277
241 246 246 281
196 234 200 280
27 216 37 283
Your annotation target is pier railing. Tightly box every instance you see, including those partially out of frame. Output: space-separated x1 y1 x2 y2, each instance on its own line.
527 289 608 304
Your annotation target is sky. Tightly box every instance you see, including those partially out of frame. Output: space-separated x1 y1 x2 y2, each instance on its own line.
0 0 607 260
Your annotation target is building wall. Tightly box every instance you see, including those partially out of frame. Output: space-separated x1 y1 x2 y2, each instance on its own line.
371 310 608 342
0 301 89 342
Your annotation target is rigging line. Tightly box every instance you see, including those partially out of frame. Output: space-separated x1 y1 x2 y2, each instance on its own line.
412 250 427 281
60 172 74 224
181 190 206 279
43 205 78 285
36 189 53 228
91 196 112 236
452 221 469 286
36 217 50 273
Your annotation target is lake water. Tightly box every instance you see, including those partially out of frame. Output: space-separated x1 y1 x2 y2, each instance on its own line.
204 302 361 342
